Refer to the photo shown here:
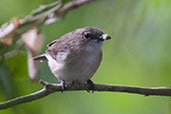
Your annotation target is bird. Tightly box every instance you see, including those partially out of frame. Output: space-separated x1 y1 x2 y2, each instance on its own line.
33 27 111 92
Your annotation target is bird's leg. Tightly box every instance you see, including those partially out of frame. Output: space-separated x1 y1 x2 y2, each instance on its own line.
87 79 95 93
60 80 67 93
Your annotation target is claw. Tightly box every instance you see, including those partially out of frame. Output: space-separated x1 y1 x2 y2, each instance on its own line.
87 79 95 93
60 80 67 93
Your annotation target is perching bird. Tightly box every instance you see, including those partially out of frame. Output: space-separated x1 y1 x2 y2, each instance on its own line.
33 27 111 92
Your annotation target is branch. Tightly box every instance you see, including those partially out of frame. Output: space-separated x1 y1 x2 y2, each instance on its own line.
0 80 171 110
0 0 95 40
0 0 95 59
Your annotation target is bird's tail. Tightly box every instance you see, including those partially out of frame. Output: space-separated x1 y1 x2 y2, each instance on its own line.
33 54 47 62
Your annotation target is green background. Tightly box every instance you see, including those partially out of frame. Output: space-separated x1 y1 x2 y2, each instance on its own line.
0 0 171 114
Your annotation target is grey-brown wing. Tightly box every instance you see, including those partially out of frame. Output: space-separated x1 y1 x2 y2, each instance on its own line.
46 39 72 62
47 40 57 47
46 30 81 62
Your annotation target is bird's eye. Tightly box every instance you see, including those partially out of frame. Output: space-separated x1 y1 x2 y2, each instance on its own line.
84 32 91 39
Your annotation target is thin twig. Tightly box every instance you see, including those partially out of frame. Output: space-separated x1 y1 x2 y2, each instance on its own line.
0 80 171 110
0 0 95 59
0 0 95 39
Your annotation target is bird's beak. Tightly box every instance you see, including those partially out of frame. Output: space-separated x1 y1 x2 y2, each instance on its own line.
101 34 111 40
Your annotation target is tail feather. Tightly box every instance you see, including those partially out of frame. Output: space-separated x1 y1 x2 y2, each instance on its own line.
33 54 47 61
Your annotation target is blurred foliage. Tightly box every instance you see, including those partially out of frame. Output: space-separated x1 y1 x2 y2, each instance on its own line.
0 0 171 114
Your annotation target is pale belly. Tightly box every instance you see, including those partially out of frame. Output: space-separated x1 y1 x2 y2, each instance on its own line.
46 51 102 84
46 40 103 84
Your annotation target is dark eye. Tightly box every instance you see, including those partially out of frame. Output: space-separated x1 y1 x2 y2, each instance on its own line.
84 32 91 39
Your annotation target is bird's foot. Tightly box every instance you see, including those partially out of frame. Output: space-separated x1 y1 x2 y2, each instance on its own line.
60 80 67 93
87 79 95 93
